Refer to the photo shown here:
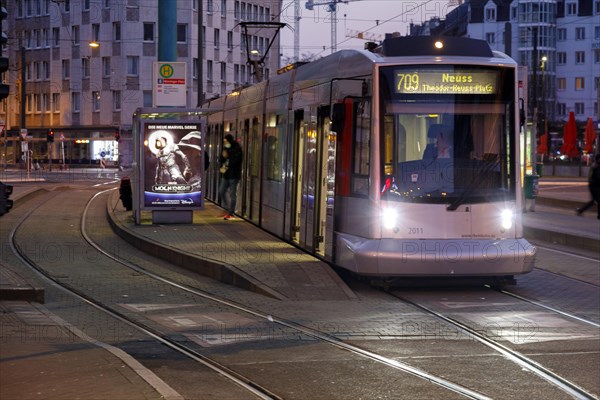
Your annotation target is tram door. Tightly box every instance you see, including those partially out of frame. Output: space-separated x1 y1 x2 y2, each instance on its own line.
291 106 334 256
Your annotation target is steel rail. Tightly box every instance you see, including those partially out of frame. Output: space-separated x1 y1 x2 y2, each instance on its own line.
391 292 598 400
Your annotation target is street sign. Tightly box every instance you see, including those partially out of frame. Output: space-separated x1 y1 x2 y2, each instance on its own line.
153 62 187 107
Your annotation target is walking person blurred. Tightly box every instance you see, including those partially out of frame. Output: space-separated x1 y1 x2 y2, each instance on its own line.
219 134 243 220
576 153 600 219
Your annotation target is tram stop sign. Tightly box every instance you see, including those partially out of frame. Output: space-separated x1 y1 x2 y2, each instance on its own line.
153 62 186 107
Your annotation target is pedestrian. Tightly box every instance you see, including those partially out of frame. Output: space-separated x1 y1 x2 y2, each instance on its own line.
576 153 600 219
219 134 243 220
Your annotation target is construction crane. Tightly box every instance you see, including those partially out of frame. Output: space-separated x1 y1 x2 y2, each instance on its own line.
305 0 360 53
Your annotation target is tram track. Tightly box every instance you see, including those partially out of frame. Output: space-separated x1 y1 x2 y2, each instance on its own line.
8 187 494 400
390 289 599 400
8 189 281 400
9 186 599 399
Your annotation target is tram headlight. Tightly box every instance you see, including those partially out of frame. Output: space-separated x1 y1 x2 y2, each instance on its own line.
382 208 398 230
500 209 513 230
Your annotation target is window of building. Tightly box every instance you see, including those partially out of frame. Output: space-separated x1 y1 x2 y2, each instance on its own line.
485 6 496 22
143 23 154 41
575 51 585 64
207 60 213 81
72 92 80 113
92 91 100 112
221 0 226 17
228 31 233 51
62 59 70 79
72 26 80 45
52 27 60 47
202 26 206 48
235 1 240 19
83 0 90 11
595 0 600 14
177 24 187 43
575 77 585 90
143 91 152 107
220 62 226 82
52 93 60 113
42 94 50 113
82 58 90 78
92 24 100 42
557 28 566 41
35 94 42 113
574 103 584 115
102 57 111 77
566 2 577 15
596 49 600 63
64 0 70 13
127 56 139 76
192 58 198 79
17 0 23 18
595 26 600 40
43 61 49 79
234 64 239 83
113 22 121 41
214 29 220 49
207 0 213 14
104 0 111 8
486 32 495 44
595 77 600 90
576 27 585 40
557 77 566 90
557 52 566 64
556 103 565 116
113 91 121 111
241 2 246 20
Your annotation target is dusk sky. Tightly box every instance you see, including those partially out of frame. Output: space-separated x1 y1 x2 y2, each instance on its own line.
277 0 460 61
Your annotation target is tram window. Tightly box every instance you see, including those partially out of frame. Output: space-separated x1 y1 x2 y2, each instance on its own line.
352 100 371 196
383 115 394 175
266 114 283 181
251 117 260 177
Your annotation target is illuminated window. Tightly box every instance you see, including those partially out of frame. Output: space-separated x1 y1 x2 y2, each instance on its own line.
575 77 585 90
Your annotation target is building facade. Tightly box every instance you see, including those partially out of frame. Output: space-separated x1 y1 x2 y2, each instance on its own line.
1 0 282 167
410 0 599 127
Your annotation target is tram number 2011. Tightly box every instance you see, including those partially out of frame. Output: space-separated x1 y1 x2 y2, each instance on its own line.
397 73 419 92
407 227 424 234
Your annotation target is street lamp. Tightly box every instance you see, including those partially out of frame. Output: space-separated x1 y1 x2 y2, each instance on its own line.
88 41 99 48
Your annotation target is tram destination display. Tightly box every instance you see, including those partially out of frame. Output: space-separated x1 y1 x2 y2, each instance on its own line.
142 123 205 209
394 68 499 95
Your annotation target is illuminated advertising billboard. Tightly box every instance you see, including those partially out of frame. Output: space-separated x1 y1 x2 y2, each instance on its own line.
143 123 204 209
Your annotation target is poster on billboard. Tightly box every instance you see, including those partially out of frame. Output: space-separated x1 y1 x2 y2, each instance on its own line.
142 122 204 209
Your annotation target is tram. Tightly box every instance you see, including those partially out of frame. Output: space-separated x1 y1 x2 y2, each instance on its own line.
203 36 536 283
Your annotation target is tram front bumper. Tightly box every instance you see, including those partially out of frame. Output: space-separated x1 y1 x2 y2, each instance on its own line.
337 235 537 277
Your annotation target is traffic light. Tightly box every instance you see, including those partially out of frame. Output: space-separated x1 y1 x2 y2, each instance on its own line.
47 129 54 142
0 5 9 101
0 181 13 216
115 129 120 141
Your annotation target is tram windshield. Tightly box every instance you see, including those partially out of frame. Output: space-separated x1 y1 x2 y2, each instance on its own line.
378 65 516 205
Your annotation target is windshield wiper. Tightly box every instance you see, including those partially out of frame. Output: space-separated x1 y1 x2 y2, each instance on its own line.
446 158 501 211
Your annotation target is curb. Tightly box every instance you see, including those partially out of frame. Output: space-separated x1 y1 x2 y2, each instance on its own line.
106 192 286 300
523 226 600 253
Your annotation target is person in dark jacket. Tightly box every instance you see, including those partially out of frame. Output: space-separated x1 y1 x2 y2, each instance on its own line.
219 134 243 220
577 153 600 219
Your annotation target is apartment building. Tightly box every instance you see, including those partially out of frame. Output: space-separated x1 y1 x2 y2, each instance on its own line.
410 0 599 126
1 0 282 166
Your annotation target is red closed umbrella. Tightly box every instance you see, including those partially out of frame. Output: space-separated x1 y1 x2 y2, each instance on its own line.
537 132 548 155
561 111 579 158
583 117 595 154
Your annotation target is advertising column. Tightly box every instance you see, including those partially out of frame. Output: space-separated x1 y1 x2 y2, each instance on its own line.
143 122 204 209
